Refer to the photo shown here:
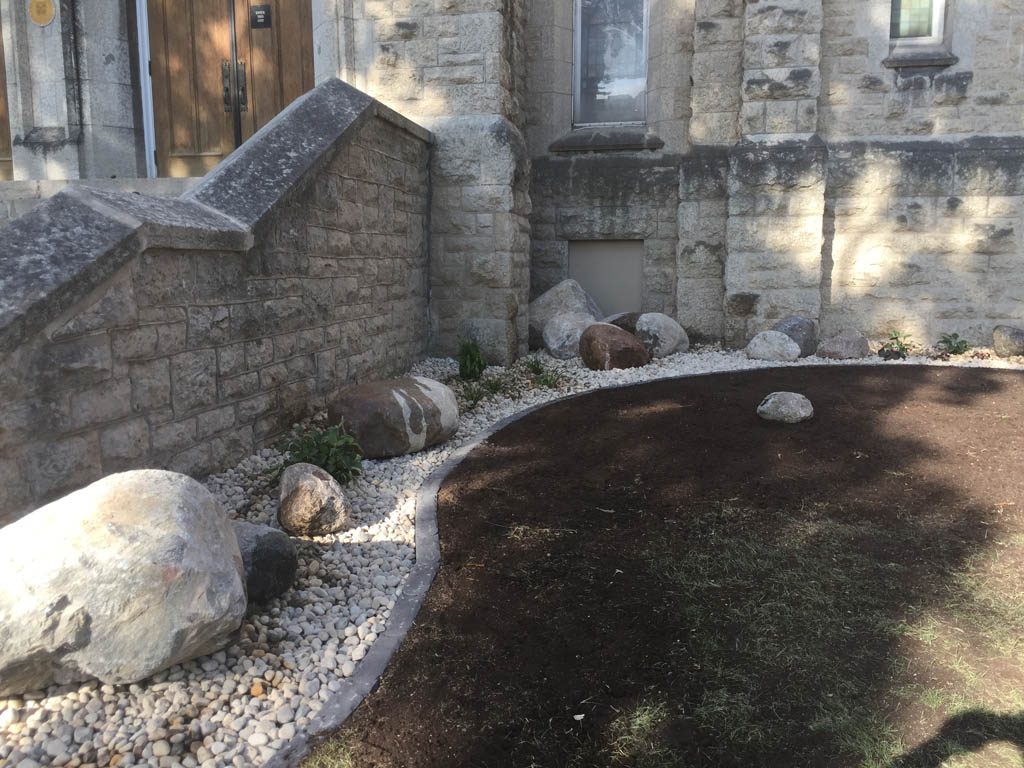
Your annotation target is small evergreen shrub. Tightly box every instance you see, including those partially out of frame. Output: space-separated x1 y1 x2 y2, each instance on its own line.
458 339 487 381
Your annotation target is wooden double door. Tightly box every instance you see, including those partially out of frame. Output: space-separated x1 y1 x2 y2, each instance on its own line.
148 0 314 178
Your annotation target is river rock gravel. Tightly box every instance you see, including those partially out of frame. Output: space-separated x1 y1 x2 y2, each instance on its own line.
2 345 1022 767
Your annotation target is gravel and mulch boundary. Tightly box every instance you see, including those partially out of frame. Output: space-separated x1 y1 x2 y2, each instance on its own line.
3 349 1024 768
311 364 1024 768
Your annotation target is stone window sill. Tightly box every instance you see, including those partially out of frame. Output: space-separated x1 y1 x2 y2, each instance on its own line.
882 49 958 70
549 127 665 153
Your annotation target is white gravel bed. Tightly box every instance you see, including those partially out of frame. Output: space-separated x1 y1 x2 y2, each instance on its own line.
2 347 1022 768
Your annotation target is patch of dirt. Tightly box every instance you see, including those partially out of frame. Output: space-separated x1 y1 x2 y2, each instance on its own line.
318 366 1024 768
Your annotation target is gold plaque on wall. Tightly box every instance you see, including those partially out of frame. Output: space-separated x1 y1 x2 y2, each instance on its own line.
28 0 56 27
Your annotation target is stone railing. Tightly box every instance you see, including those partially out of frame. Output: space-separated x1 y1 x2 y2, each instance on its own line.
0 79 432 524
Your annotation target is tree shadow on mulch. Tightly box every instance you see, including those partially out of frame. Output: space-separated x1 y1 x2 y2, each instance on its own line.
314 366 1024 768
889 710 1024 767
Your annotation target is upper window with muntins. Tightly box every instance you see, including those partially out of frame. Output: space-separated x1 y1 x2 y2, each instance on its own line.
573 0 648 127
890 0 946 45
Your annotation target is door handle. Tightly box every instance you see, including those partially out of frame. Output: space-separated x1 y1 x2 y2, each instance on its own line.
222 60 232 112
236 60 248 112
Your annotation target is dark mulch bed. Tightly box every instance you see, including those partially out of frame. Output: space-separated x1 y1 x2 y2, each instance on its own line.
314 366 1024 768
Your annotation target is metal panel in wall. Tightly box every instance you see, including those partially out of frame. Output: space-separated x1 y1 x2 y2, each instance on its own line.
568 240 644 316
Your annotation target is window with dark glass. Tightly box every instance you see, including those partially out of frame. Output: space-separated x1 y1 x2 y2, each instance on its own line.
573 0 647 126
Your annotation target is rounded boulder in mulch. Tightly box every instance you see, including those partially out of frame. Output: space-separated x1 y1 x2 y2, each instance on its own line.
327 376 459 459
579 322 651 370
757 391 813 423
325 366 1024 768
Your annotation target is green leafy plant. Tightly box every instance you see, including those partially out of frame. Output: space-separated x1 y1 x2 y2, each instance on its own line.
937 332 971 356
286 424 362 484
879 330 912 361
457 339 486 381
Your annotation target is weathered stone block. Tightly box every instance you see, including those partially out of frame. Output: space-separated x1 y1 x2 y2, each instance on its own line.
171 350 218 414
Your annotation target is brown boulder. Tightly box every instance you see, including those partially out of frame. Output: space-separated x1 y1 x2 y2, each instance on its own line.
604 312 641 334
579 323 651 371
327 376 459 459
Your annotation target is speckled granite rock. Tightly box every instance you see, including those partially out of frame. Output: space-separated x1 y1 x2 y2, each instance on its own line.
993 326 1024 358
757 392 814 424
529 280 602 349
635 313 689 358
0 471 246 695
278 463 352 537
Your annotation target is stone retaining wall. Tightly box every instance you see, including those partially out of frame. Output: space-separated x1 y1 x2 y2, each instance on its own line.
0 80 431 524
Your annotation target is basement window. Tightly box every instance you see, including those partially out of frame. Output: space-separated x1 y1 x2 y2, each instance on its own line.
573 0 648 127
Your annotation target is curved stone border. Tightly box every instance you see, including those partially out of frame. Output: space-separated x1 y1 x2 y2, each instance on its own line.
265 359 1024 765
264 397 558 767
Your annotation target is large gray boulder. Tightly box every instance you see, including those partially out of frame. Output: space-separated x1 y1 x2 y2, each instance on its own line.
746 330 801 362
543 311 596 360
278 463 352 537
993 326 1024 358
327 376 459 459
817 330 871 360
635 313 689 358
757 392 814 424
579 323 651 371
232 521 298 603
772 315 818 358
0 471 246 695
529 280 602 349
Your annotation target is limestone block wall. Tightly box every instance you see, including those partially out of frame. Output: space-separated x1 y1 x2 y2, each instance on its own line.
677 150 729 340
820 0 1024 139
740 0 822 136
821 138 1024 342
331 0 532 364
530 155 680 316
723 140 827 344
690 0 744 146
0 80 431 524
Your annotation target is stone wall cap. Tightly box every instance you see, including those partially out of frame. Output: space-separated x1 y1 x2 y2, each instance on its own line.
0 78 431 357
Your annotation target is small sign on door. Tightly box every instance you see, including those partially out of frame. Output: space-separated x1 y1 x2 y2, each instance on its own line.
250 5 272 28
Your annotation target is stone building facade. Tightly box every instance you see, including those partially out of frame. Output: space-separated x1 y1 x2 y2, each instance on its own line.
1 0 1023 359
